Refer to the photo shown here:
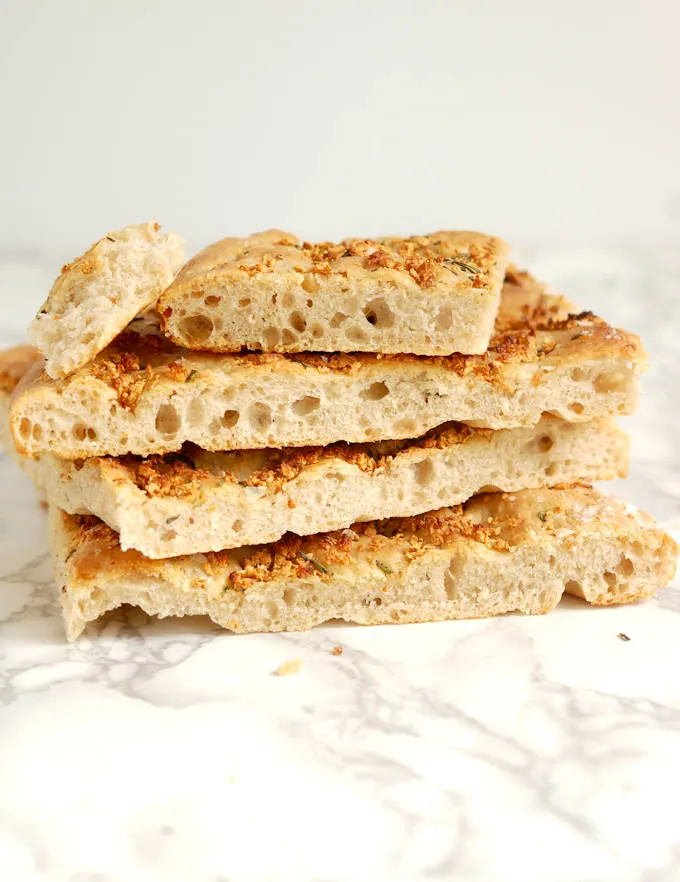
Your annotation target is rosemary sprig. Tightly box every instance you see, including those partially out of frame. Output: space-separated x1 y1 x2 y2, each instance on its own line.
443 256 480 275
297 550 328 574
105 236 115 242
65 548 76 563
186 369 200 382
375 560 393 575
165 515 180 524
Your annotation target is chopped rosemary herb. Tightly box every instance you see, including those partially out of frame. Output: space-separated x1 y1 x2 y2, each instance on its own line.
617 632 631 642
186 370 200 382
537 511 548 522
571 332 583 340
105 236 115 242
443 256 480 275
165 515 180 524
375 560 393 575
65 548 75 563
297 550 328 574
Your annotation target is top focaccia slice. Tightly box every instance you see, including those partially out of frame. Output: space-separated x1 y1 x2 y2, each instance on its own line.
157 228 510 355
10 271 646 459
29 222 185 378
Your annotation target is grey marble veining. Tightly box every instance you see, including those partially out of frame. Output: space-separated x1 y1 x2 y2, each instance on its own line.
0 248 679 882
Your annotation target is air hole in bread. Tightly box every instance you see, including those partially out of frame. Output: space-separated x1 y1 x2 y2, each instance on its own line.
302 275 319 294
363 298 394 329
330 312 348 328
221 410 240 428
362 381 389 401
289 311 307 333
232 519 243 532
538 435 554 453
73 422 88 441
544 462 557 477
87 428 97 440
346 325 369 344
238 298 251 307
264 327 281 347
565 579 581 594
594 371 628 394
282 291 296 308
616 556 634 577
631 541 644 556
310 323 324 339
162 530 177 542
571 367 587 381
82 332 95 345
18 418 32 440
436 305 453 330
413 458 435 486
292 396 320 417
395 418 417 434
248 402 272 431
444 559 463 600
109 404 118 416
283 587 297 605
179 314 213 344
205 295 221 306
603 571 617 589
306 298 314 308
155 405 181 436
32 424 43 441
281 329 295 346
569 402 585 415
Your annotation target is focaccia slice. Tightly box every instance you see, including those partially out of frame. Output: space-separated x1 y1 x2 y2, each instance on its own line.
29 222 184 378
157 229 510 355
50 486 677 641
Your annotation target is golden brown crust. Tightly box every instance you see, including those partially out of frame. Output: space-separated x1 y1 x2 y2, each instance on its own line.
158 229 507 313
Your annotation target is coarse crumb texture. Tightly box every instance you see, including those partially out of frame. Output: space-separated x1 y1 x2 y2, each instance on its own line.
28 222 185 379
10 271 646 459
157 229 510 355
49 485 677 641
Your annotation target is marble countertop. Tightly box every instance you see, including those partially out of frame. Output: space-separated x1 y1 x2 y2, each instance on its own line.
0 247 679 882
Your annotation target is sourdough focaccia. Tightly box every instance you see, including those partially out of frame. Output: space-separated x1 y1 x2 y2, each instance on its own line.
10 272 646 459
158 229 510 356
29 222 184 379
50 486 677 641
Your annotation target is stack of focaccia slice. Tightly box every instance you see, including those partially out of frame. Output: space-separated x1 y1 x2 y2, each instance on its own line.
2 226 676 641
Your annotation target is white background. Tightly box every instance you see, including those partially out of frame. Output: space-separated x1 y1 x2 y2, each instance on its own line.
1 0 679 262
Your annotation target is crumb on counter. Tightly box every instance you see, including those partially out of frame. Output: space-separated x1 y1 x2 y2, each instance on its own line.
331 645 343 656
274 658 303 676
617 632 631 642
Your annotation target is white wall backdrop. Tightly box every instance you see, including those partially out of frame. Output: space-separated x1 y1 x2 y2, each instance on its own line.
1 0 679 259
